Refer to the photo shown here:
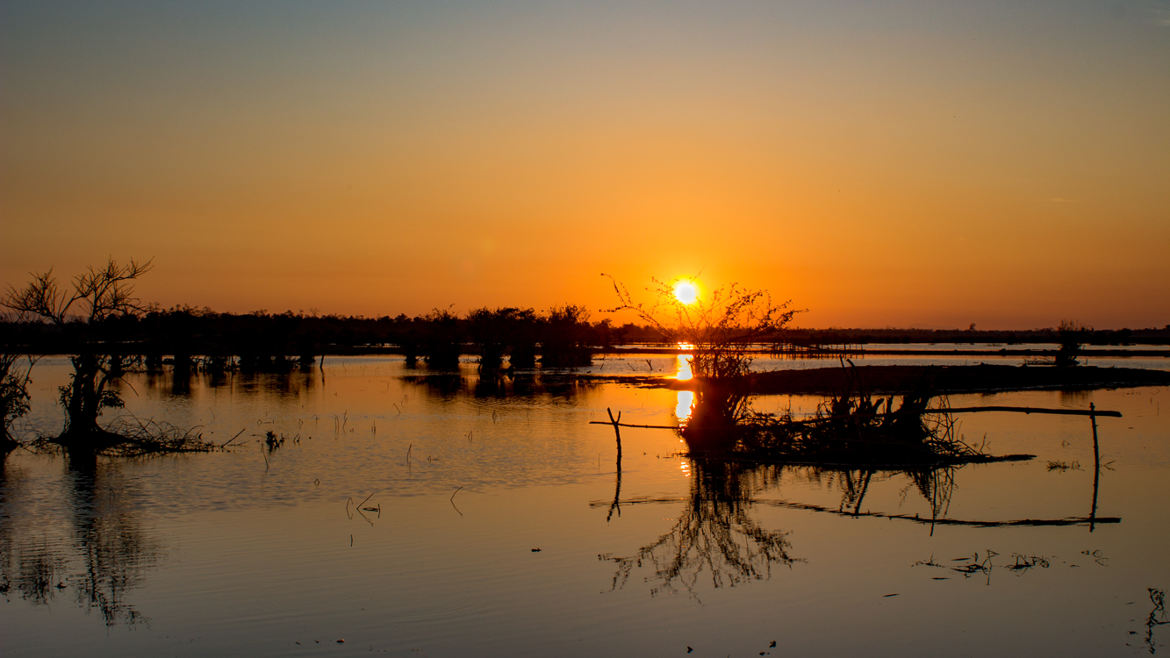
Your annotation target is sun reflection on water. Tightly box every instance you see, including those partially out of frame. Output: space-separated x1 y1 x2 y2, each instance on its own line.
675 342 695 381
675 390 694 423
674 342 696 423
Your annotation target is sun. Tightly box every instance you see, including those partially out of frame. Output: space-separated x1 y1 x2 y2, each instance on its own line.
673 279 698 305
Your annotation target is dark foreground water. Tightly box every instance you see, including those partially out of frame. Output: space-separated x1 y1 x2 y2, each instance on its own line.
1 355 1168 656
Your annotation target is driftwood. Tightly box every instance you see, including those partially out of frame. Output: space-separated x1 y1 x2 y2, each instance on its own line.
588 496 1120 529
588 420 678 429
590 405 1121 432
939 405 1120 417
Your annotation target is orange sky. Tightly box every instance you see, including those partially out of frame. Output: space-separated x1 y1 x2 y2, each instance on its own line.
2 2 1168 328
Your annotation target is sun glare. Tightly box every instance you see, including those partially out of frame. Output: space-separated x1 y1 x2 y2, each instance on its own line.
673 280 698 305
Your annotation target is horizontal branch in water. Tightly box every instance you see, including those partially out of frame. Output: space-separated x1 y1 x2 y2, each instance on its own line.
588 496 1120 528
936 405 1121 417
587 421 679 429
588 403 1121 432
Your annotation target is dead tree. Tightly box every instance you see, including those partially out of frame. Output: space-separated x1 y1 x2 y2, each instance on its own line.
4 259 151 446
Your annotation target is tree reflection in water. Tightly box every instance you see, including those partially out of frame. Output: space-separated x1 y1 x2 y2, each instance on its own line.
810 464 955 526
0 454 162 625
598 456 964 597
600 459 800 598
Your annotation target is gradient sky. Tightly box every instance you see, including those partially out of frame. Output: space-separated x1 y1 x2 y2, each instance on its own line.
2 1 1168 328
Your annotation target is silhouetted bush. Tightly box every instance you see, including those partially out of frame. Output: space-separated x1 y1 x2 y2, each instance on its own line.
0 351 33 451
539 305 593 367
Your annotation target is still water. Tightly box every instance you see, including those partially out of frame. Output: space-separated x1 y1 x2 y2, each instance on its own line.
1 356 1168 656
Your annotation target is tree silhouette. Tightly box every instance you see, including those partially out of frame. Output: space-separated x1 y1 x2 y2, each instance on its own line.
4 258 151 447
606 276 798 445
0 351 33 452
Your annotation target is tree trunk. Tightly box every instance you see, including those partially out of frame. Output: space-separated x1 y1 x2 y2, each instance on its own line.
62 352 103 444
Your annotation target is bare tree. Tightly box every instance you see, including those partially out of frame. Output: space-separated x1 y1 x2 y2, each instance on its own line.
606 275 799 439
5 259 151 324
605 275 798 379
4 259 151 445
1055 319 1086 368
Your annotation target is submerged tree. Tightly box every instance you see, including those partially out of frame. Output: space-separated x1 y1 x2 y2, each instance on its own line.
0 352 34 452
418 308 462 370
1055 319 1086 368
3 259 151 447
539 304 594 367
607 276 798 380
466 306 539 370
607 275 799 444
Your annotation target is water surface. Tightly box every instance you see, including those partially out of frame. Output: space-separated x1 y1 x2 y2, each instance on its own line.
2 356 1168 656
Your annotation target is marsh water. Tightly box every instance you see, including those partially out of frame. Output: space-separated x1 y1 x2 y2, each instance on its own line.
2 352 1169 656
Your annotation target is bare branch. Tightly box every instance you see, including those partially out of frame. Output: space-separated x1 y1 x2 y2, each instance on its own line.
605 275 801 380
4 269 73 323
4 258 152 325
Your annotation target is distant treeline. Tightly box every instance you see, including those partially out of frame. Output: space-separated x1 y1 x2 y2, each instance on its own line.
0 305 612 371
774 326 1170 347
2 306 1168 372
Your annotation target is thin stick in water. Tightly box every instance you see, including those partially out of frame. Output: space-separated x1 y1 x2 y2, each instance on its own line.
220 427 246 448
450 486 464 516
